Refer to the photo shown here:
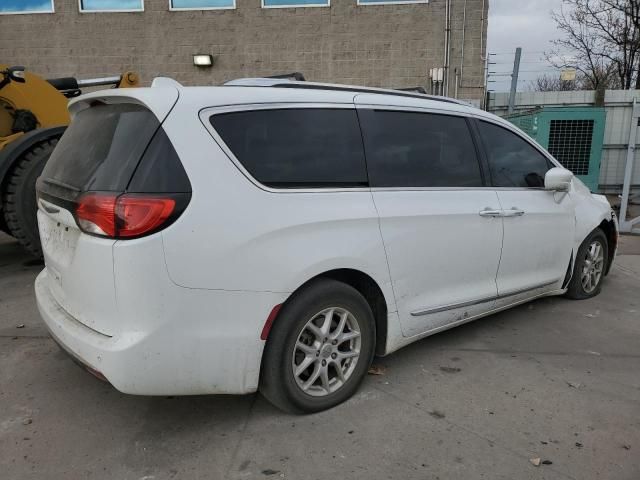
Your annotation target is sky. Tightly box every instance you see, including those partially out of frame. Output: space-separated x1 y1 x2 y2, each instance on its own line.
488 0 565 92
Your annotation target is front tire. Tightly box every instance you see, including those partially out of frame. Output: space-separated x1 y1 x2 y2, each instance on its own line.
565 228 608 299
260 279 376 414
2 137 58 258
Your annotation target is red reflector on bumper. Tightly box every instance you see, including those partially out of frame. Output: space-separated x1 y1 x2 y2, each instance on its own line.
260 304 282 341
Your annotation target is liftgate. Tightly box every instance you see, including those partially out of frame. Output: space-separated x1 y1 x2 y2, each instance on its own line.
506 107 606 192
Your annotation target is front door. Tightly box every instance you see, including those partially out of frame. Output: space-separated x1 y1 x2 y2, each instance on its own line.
356 100 504 337
476 120 575 299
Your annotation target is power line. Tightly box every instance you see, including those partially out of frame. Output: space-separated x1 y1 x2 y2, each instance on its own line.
489 50 568 55
489 60 554 65
484 48 580 97
489 70 570 76
488 77 567 84
489 69 562 74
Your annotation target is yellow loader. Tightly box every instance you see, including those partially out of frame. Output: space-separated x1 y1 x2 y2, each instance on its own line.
0 65 138 256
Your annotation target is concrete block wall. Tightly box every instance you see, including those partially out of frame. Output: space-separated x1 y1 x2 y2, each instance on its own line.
0 0 487 100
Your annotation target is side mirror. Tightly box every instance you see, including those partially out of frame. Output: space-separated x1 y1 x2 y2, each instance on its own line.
545 167 573 192
8 66 26 83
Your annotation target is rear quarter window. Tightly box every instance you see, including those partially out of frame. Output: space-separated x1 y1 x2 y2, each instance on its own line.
209 108 368 188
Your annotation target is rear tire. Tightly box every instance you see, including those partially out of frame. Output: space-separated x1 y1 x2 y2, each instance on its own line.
260 279 376 414
565 228 608 300
2 137 58 258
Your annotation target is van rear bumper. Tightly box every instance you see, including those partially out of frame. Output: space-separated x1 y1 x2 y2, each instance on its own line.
35 269 286 395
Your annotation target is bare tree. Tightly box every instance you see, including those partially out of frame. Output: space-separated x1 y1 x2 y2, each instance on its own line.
531 73 581 91
548 0 640 90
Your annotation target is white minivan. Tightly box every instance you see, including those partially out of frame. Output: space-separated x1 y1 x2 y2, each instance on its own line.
35 77 618 413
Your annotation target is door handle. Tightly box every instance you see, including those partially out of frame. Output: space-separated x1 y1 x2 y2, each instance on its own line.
479 208 503 217
502 207 525 217
479 208 525 218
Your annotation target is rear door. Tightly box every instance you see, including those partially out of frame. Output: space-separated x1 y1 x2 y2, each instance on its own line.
475 120 575 298
36 96 177 336
356 100 504 337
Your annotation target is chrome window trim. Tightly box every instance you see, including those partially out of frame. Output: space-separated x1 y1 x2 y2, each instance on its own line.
200 102 561 195
355 107 555 193
200 102 372 194
369 186 550 192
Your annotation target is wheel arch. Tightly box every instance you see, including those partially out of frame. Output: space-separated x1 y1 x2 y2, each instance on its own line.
597 218 617 275
573 194 617 276
277 268 390 356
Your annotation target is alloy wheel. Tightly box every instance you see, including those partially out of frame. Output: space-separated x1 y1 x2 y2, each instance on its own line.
581 240 605 294
291 307 361 397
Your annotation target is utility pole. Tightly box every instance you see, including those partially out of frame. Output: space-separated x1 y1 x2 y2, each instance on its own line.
507 47 522 115
483 53 491 110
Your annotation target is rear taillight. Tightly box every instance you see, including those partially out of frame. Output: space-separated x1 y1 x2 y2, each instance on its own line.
115 195 175 238
76 193 117 237
75 192 185 239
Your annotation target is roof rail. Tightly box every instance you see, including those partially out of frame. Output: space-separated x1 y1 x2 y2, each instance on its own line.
264 72 306 81
223 77 465 105
396 86 428 94
273 83 462 104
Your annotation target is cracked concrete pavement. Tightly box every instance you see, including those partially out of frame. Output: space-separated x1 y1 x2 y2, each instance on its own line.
1 232 639 479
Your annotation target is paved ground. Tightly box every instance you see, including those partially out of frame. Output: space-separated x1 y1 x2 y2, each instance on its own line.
1 232 639 480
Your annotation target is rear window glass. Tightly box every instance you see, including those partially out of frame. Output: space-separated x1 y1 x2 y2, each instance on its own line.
209 108 368 188
41 103 159 193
